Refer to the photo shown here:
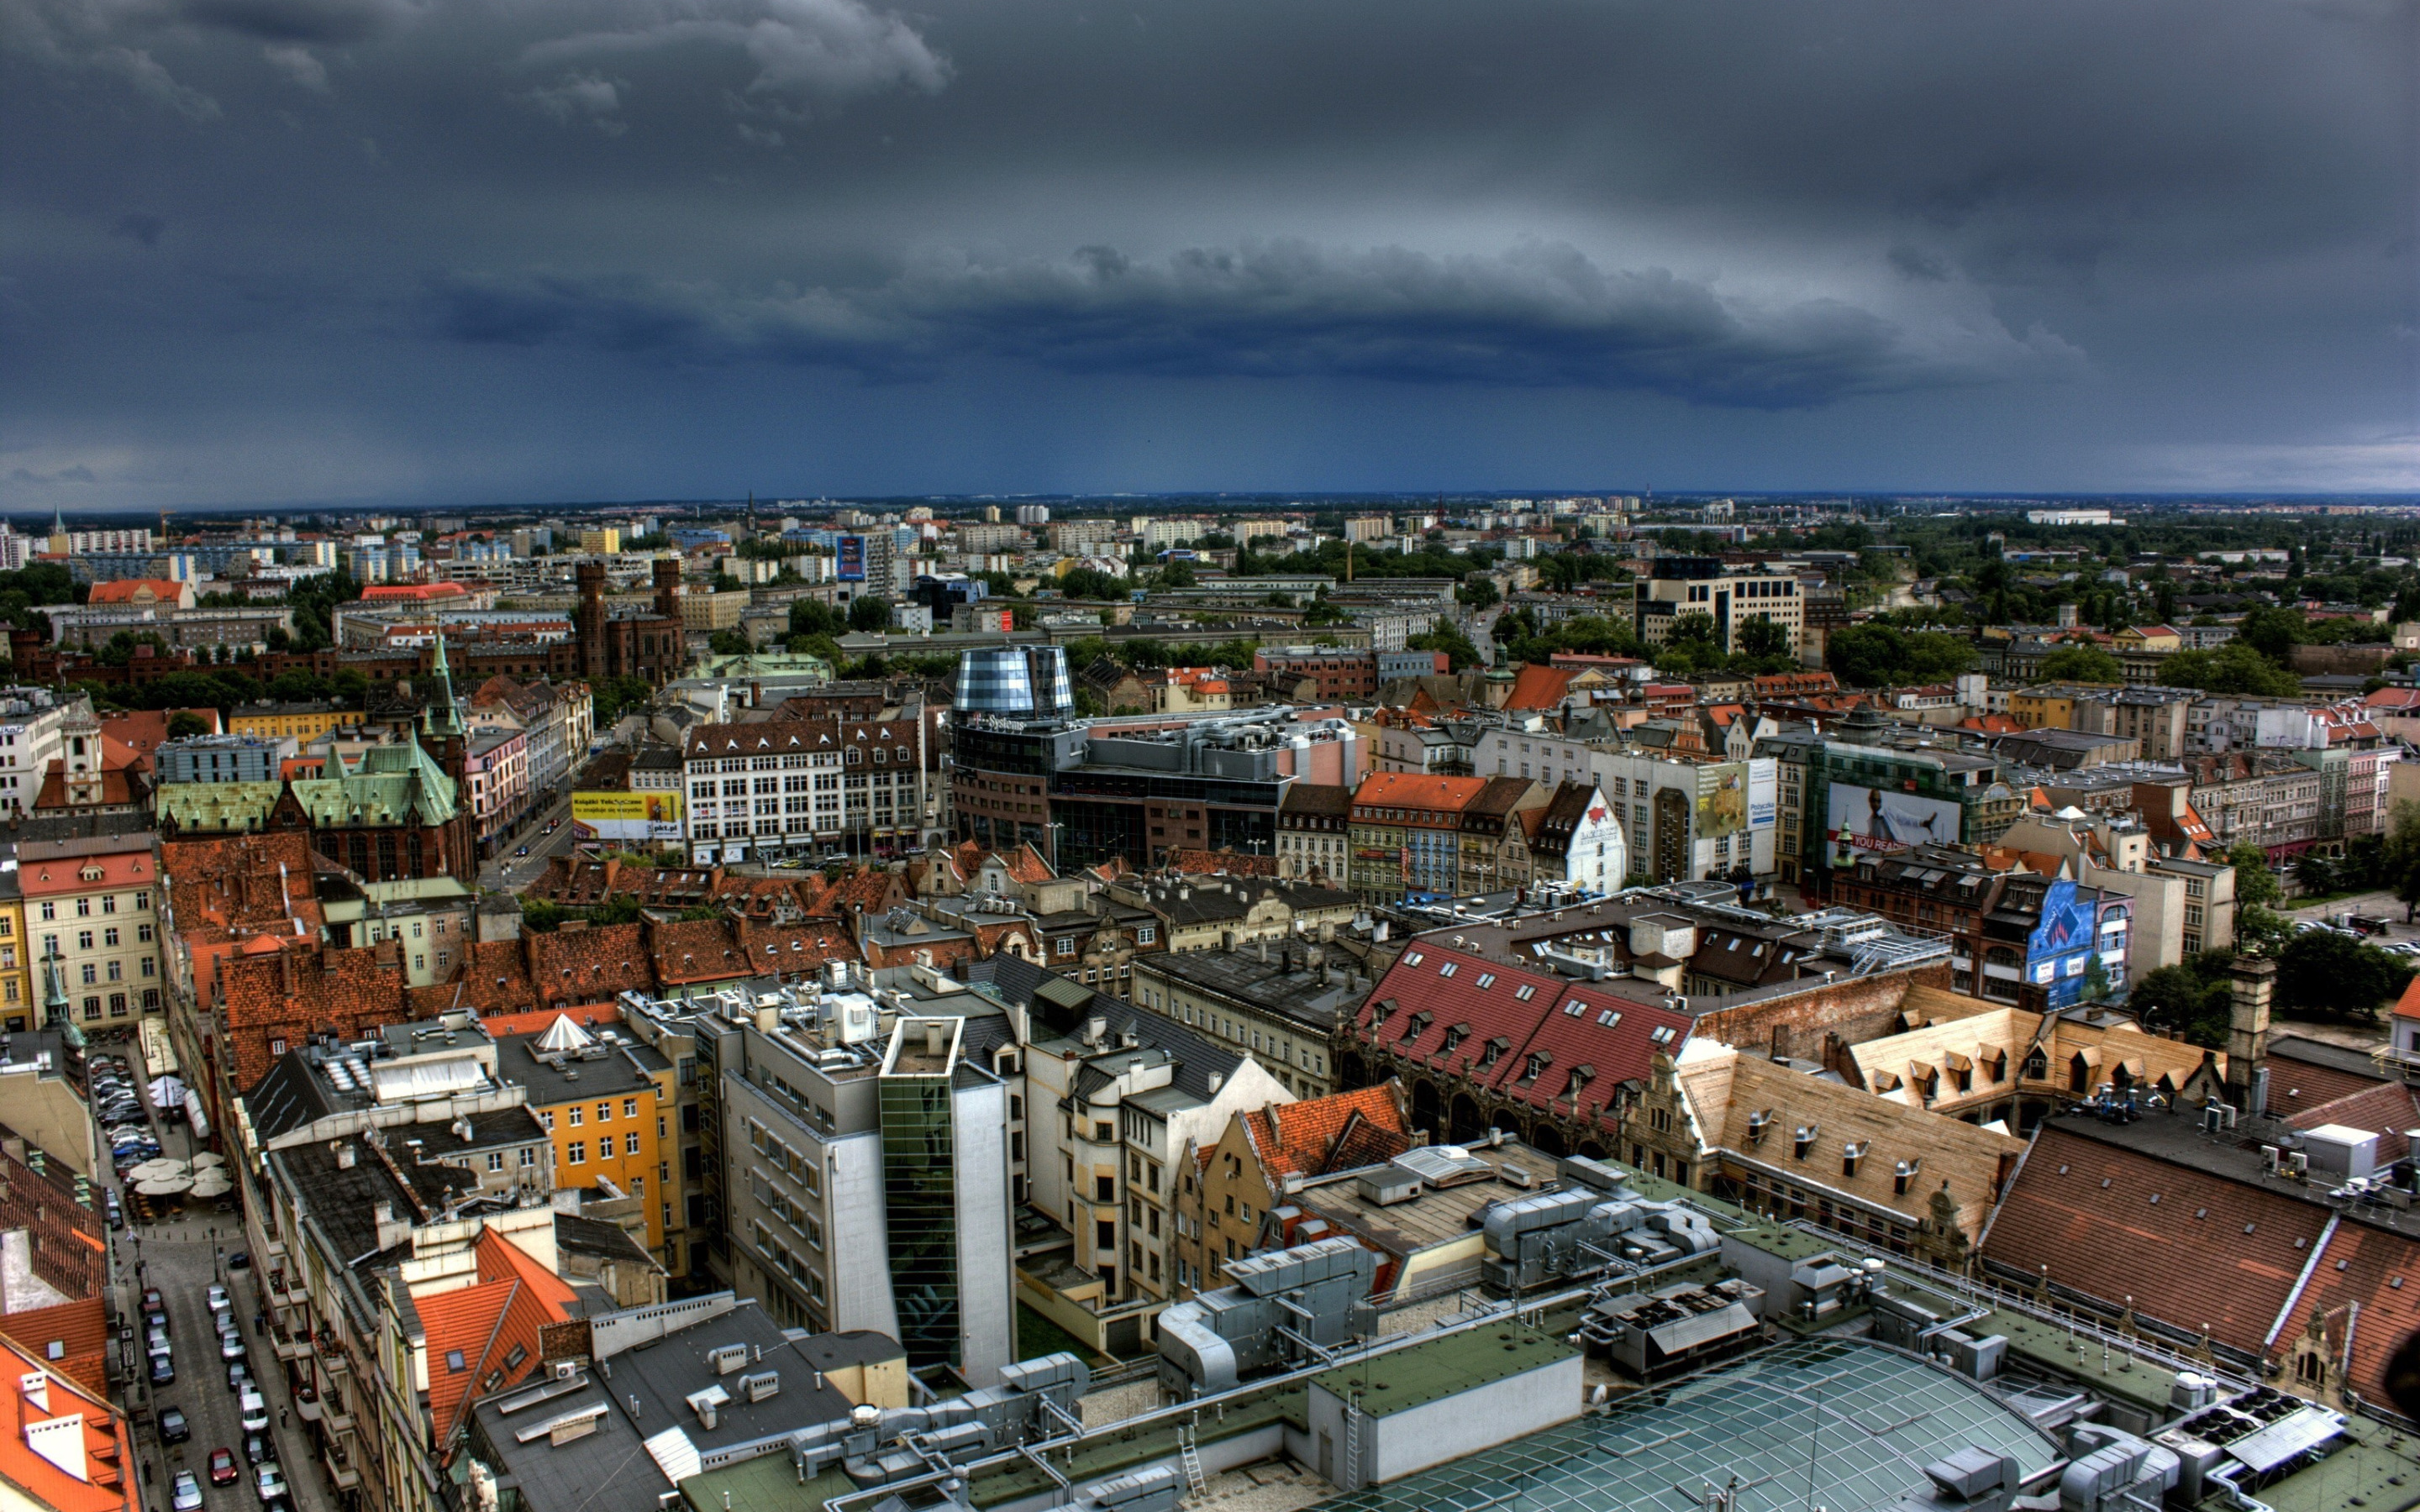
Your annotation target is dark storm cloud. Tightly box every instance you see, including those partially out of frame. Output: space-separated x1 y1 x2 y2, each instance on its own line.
427 240 2081 409
0 0 2411 502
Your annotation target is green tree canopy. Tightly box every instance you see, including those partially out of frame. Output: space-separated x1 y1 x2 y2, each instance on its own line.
848 595 893 633
2036 645 2125 683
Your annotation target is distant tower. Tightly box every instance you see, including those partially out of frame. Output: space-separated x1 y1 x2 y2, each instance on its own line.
652 556 681 621
46 506 67 556
575 560 608 679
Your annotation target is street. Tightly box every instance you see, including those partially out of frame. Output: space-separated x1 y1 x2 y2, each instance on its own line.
106 1042 334 1512
478 788 578 892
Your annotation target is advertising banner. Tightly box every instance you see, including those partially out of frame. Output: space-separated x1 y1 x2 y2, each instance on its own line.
1747 759 1777 828
572 790 684 842
1696 762 1749 840
837 535 867 581
1825 782 1959 865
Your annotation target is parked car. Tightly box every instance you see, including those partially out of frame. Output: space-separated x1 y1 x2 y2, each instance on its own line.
159 1408 190 1445
227 1361 250 1392
255 1464 287 1504
150 1354 176 1386
209 1448 239 1487
243 1433 271 1466
239 1389 268 1433
218 1332 245 1363
228 1251 250 1272
207 1285 230 1313
172 1471 203 1512
103 1191 122 1231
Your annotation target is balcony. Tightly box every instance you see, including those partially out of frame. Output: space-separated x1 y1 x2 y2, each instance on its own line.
314 1340 352 1376
322 1402 356 1436
322 1446 360 1491
270 1331 308 1362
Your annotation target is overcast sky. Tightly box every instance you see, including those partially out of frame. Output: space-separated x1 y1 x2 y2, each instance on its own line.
3 0 2413 509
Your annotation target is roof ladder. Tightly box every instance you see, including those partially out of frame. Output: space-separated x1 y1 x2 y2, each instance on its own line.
1340 1396 1365 1493
1176 1425 1208 1504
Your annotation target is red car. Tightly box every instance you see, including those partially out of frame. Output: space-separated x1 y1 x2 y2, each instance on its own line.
209 1448 239 1487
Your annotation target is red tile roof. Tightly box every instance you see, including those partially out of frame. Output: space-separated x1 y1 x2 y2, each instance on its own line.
1356 941 1689 1134
2395 976 2420 1022
1352 772 1490 816
1244 1084 1412 1179
87 579 185 604
2266 1038 2391 1115
2285 1079 2420 1137
1983 1126 2327 1357
2283 1218 2420 1402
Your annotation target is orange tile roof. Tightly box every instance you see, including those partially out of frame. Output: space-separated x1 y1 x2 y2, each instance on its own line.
2393 974 2420 1022
1244 1084 1412 1179
418 1228 579 1446
86 579 185 604
1502 664 1579 711
0 1328 133 1512
1351 771 1489 814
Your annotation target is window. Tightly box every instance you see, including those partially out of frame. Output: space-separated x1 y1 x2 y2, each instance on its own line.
487 1152 504 1173
1474 972 1495 989
1438 961 1457 979
518 1147 536 1167
568 1105 582 1126
623 1098 639 1118
568 1140 587 1164
625 1132 640 1155
596 1101 612 1122
1136 927 1156 945
1403 952 1423 966
445 1349 467 1373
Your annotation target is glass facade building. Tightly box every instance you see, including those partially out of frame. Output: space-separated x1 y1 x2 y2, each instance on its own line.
881 1019 969 1371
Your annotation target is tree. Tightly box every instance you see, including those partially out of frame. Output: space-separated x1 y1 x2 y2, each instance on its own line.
1058 568 1124 601
1455 576 1500 610
2162 644 2302 697
708 628 753 657
2130 960 2233 1046
2275 930 2413 1021
2237 606 2305 664
848 596 893 633
1735 615 1792 663
788 600 845 638
1156 560 1198 589
2037 645 2125 683
1824 624 1977 687
1407 625 1481 671
166 711 213 740
2293 853 2339 897
2224 841 2283 909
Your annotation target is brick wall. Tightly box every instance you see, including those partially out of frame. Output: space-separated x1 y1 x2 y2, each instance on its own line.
1691 964 1951 1063
219 938 409 1089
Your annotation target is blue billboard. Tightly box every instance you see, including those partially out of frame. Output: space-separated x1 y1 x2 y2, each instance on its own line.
837 535 866 581
2027 878 2104 1008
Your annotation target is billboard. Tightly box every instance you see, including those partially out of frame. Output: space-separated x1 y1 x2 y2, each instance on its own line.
1696 762 1749 841
2028 877 2103 1009
1747 759 1778 828
1825 783 1960 866
571 790 685 843
836 535 867 582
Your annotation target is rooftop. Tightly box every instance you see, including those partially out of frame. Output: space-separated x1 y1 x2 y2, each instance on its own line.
1307 1338 2060 1512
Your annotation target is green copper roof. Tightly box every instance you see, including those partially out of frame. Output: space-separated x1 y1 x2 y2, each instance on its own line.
155 741 460 831
155 781 284 833
293 740 460 827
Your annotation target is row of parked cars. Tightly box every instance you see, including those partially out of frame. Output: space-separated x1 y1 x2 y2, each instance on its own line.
91 1053 159 1206
154 1286 286 1512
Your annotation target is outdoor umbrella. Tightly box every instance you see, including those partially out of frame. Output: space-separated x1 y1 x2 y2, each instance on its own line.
189 1152 226 1169
134 1174 194 1196
128 1159 187 1182
147 1076 186 1107
188 1172 233 1199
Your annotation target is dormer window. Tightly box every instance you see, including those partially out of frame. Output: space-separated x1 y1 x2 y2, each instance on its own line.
1746 1110 1773 1143
1793 1125 1818 1161
1399 1011 1431 1045
1440 1024 1469 1055
1477 1037 1508 1070
1842 1142 1868 1178
1895 1158 1923 1196
1518 1053 1550 1084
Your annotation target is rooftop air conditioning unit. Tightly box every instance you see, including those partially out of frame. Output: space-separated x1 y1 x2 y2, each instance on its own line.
736 1370 778 1404
708 1344 748 1376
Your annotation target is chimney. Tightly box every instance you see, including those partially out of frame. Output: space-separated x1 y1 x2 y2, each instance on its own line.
2228 958 2274 1114
923 1021 944 1058
1257 937 1269 964
335 1141 356 1169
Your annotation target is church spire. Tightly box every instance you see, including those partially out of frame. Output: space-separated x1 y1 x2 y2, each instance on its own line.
429 629 463 737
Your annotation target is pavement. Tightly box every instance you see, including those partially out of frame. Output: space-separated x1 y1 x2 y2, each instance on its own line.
105 1040 335 1512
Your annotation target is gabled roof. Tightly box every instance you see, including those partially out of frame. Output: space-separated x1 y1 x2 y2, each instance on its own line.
1351 771 1489 815
1358 940 1689 1132
1243 1084 1412 1180
0 1327 132 1512
1502 664 1579 711
416 1227 580 1448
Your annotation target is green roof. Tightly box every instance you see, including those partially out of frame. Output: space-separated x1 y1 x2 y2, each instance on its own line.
1309 1325 1574 1418
155 780 283 832
1723 1222 1838 1264
292 741 459 827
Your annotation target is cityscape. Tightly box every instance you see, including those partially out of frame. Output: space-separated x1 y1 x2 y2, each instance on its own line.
4 0 2414 1508
0 495 2405 1512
